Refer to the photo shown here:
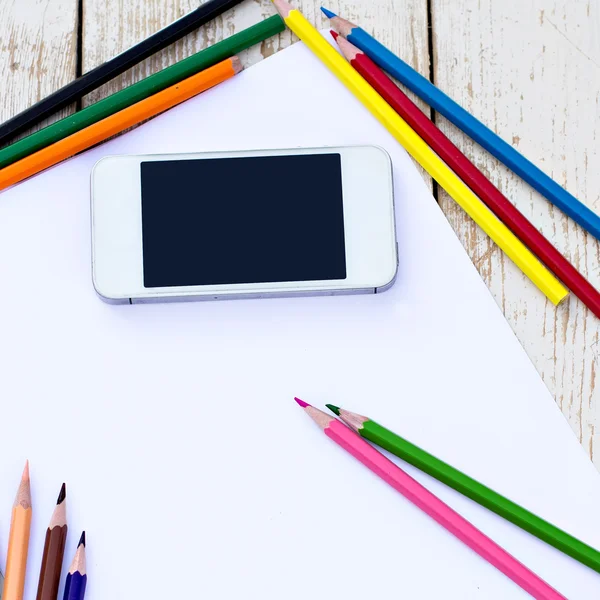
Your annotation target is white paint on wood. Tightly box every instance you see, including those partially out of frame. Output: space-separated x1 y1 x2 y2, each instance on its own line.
431 0 600 467
0 0 78 139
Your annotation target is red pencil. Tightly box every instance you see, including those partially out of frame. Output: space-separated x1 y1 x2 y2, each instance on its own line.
331 30 600 319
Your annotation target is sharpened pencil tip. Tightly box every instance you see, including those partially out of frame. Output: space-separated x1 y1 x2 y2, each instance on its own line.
294 397 311 408
330 30 339 40
79 531 86 547
57 483 66 504
230 55 244 75
321 7 337 18
272 0 293 18
326 404 341 415
14 460 32 509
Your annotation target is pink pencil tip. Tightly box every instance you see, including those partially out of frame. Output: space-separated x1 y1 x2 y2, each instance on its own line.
22 460 30 480
294 397 311 408
330 29 339 40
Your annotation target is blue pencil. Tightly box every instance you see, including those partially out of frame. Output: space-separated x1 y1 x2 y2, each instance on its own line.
322 7 600 241
63 532 87 600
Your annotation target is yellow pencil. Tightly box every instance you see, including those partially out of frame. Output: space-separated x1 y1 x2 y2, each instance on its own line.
271 0 568 306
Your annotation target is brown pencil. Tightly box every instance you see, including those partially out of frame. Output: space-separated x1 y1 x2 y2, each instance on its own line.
36 484 67 600
4 462 32 600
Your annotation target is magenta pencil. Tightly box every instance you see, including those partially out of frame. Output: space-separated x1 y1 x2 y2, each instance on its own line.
295 398 565 599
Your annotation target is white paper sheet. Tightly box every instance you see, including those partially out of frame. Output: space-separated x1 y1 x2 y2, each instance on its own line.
0 35 599 599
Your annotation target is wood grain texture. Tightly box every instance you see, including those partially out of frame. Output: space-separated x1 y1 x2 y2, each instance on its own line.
431 0 600 467
0 0 78 141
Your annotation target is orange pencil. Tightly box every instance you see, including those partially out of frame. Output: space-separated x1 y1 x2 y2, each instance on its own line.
0 56 242 192
3 462 32 600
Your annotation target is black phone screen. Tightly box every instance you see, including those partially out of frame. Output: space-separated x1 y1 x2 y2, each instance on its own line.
140 153 347 288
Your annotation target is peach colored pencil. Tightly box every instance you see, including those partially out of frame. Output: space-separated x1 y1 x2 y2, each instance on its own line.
295 398 566 599
3 462 32 600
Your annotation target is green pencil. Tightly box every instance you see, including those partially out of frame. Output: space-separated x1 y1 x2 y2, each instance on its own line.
0 15 285 170
326 403 600 573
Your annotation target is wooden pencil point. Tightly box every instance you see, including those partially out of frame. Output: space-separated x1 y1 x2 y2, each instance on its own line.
271 0 294 19
14 464 32 510
337 408 368 432
14 459 32 509
230 55 244 75
68 534 87 576
304 405 335 430
334 34 361 62
49 486 68 529
328 14 355 39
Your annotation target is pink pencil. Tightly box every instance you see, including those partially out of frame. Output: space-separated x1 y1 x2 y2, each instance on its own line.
295 398 565 599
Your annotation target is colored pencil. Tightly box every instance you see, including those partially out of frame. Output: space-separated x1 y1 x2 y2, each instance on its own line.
3 462 32 600
323 8 600 242
332 32 600 319
327 404 600 574
36 484 68 600
0 0 246 145
0 15 284 170
63 533 87 600
0 57 242 193
270 0 568 306
295 399 565 599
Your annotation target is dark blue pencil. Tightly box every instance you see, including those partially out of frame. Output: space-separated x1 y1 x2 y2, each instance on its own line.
63 532 87 600
322 7 600 241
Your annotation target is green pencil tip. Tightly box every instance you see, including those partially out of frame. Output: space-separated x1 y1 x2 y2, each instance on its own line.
326 404 341 415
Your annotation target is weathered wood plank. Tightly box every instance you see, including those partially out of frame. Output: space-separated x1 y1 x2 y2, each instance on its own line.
80 0 430 85
0 0 79 140
431 0 600 466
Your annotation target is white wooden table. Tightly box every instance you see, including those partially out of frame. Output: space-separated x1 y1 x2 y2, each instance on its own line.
1 0 599 468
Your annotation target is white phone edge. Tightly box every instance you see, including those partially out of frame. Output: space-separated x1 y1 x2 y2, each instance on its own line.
90 145 398 305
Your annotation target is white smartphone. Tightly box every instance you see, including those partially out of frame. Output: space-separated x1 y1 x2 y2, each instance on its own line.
91 146 397 304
